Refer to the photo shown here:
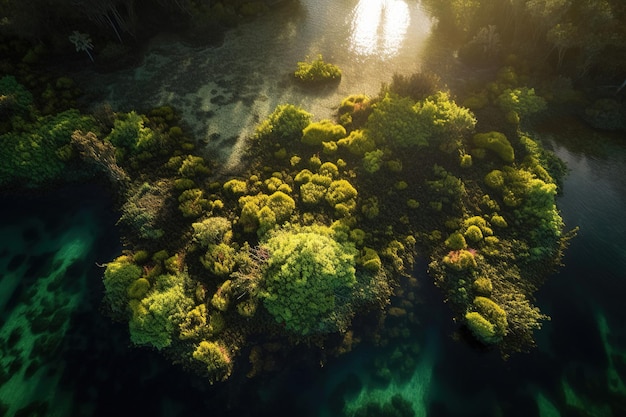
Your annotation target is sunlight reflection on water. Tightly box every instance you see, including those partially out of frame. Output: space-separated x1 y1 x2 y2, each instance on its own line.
348 0 411 58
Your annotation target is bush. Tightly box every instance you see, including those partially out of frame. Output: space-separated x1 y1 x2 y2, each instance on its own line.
385 71 440 101
128 273 194 350
103 256 143 316
473 131 514 163
192 340 233 383
259 225 357 335
302 119 346 146
337 129 376 156
497 87 547 121
254 104 312 143
294 55 342 83
445 232 467 250
0 109 97 187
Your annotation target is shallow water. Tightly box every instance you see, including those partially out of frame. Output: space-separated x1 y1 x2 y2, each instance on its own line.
78 0 434 168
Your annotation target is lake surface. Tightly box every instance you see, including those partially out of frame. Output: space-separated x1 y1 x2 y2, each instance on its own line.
78 0 434 168
2 0 626 416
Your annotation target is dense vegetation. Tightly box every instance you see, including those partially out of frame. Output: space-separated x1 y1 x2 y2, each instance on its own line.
3 0 624 391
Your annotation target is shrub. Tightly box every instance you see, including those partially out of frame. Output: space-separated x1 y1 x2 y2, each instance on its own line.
363 149 384 173
497 87 547 120
202 243 237 277
484 169 505 189
259 225 357 335
192 340 233 383
192 217 233 247
103 256 143 316
337 129 376 156
464 225 483 242
128 273 194 350
325 179 358 215
223 179 248 195
294 55 342 83
443 249 477 271
301 119 346 146
472 131 514 163
473 277 493 296
385 71 440 101
445 232 467 250
178 155 210 178
253 104 312 143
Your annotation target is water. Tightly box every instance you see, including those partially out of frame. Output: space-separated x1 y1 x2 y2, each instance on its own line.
3 1 626 415
78 0 434 168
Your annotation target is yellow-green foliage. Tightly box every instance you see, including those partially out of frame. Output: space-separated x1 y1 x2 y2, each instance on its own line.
472 131 514 163
464 225 483 242
318 162 339 179
201 243 237 277
338 94 370 113
443 249 477 271
464 216 493 236
0 109 97 188
294 55 342 83
192 217 232 247
407 199 420 209
211 280 233 311
496 87 547 119
361 197 379 219
326 179 358 216
302 119 346 146
471 296 508 342
337 129 376 156
260 225 357 335
129 273 194 350
445 232 467 250
223 179 248 195
322 141 338 154
460 153 472 168
238 191 296 235
360 247 382 272
473 277 493 295
300 178 328 205
491 214 508 228
363 149 384 173
349 228 366 246
103 256 143 316
106 111 156 158
274 146 287 159
254 104 312 143
128 278 151 299
178 188 212 218
179 304 209 340
192 340 233 383
367 92 475 148
178 155 210 178
484 169 505 189
465 311 497 343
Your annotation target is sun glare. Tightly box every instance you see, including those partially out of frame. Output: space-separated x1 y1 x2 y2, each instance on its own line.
348 0 411 58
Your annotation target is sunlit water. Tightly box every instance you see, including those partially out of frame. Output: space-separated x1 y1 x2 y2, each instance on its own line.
78 0 433 169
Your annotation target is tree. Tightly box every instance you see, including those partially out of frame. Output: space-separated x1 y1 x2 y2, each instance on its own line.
259 225 358 335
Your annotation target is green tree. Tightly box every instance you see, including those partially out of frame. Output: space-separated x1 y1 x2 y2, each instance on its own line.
259 225 358 335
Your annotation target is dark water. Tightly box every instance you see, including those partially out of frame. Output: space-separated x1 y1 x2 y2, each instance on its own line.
2 124 626 417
